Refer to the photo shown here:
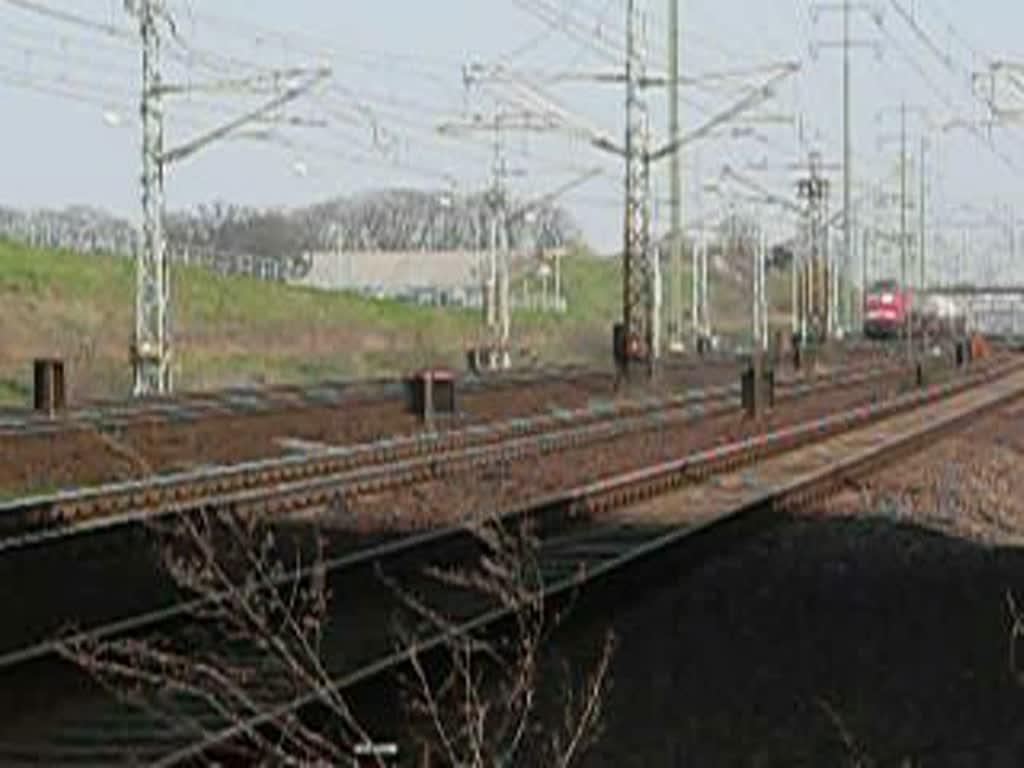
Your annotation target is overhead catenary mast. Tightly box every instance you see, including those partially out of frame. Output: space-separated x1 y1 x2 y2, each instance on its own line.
919 135 927 291
129 0 330 396
622 0 657 379
841 0 850 336
667 0 684 351
135 0 170 396
901 101 910 357
810 0 882 334
438 106 598 369
462 45 795 378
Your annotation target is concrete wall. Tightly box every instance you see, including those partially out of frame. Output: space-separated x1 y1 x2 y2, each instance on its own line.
294 250 492 292
970 297 1024 337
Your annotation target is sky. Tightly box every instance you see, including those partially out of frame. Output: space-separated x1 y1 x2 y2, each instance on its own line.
1 0 1023 278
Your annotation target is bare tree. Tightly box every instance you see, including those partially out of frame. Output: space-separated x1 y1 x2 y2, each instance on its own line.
0 204 137 255
58 504 613 766
388 516 614 768
59 508 373 765
1006 591 1024 689
817 698 877 768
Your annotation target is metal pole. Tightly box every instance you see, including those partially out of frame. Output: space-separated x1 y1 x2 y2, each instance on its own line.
760 225 769 349
861 225 869 331
691 226 699 339
623 0 654 379
752 222 760 349
823 190 832 337
694 149 705 341
960 228 966 283
499 205 511 369
487 208 498 332
804 219 812 342
486 123 505 363
791 231 799 334
900 102 910 358
841 0 852 337
134 0 171 396
919 136 926 291
829 210 838 335
554 249 562 312
668 0 684 349
650 167 662 363
700 227 710 336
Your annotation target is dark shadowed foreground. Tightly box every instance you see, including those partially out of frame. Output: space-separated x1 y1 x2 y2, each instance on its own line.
545 507 1024 767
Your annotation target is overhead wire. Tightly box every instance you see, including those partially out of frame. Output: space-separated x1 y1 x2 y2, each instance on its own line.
0 12 594 195
0 0 133 41
509 0 623 65
170 4 468 77
0 0 825 243
0 16 433 180
871 10 1024 178
0 62 133 112
153 7 522 176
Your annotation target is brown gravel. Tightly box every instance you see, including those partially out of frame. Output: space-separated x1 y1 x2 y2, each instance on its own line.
0 342 910 497
0 361 761 496
824 398 1024 545
343 374 911 531
539 387 1024 766
0 374 612 494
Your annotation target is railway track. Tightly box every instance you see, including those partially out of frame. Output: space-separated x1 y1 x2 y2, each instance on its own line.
0 355 999 662
0 356 914 552
0 347 904 495
0 363 663 496
0 364 611 438
0 354 1020 765
0 356 925 668
0 357 743 441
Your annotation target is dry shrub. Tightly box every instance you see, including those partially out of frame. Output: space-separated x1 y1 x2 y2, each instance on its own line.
388 516 614 768
57 507 613 766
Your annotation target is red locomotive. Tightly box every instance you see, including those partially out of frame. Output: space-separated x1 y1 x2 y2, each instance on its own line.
863 279 911 339
864 280 968 340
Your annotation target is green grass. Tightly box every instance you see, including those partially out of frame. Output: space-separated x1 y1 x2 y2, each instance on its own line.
0 239 611 403
0 377 30 403
0 237 797 405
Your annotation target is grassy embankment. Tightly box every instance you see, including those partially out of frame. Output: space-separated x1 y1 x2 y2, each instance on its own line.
0 238 793 406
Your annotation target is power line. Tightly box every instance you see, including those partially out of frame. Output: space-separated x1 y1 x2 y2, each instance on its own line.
871 11 1024 178
173 5 470 75
0 62 132 110
0 0 133 41
511 0 624 64
0 41 591 200
0 9 537 172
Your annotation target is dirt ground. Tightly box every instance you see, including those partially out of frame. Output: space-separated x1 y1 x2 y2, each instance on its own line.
0 359 746 495
0 343 903 497
348 375 908 531
545 400 1024 767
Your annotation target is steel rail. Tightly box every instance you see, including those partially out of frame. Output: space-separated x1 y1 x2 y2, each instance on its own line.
0 353 900 520
153 356 1024 768
0 355 1016 766
0 363 616 437
0 356 1013 675
0 358 910 553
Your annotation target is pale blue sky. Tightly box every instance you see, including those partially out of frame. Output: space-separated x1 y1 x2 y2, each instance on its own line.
1 0 1022 269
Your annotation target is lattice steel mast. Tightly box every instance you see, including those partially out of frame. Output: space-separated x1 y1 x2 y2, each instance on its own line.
135 0 170 396
622 0 657 379
451 12 796 379
129 1 329 396
667 0 684 351
810 1 882 334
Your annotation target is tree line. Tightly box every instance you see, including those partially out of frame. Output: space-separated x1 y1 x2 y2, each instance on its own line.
0 189 581 280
